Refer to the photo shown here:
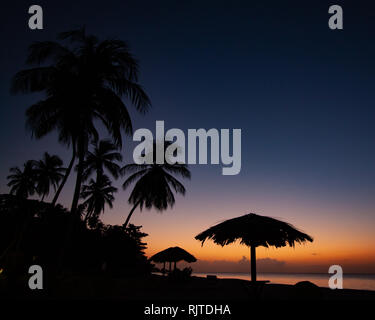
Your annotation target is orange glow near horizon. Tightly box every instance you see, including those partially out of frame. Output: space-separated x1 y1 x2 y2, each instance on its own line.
102 190 375 274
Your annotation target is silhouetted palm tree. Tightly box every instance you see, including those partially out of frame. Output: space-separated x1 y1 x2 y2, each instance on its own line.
83 139 123 181
80 174 117 226
11 27 151 214
121 143 191 228
34 152 66 201
7 161 37 198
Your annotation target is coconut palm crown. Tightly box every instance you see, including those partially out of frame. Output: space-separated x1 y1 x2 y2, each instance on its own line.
121 142 191 228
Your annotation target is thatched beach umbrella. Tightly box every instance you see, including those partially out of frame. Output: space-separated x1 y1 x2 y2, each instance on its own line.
195 213 313 283
150 246 197 272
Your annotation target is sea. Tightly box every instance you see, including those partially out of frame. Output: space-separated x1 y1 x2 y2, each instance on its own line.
192 272 375 291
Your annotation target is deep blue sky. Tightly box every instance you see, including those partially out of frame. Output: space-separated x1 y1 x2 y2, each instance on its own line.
1 0 374 197
1 1 375 269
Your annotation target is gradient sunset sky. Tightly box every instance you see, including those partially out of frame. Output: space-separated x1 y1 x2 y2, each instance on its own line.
1 1 375 273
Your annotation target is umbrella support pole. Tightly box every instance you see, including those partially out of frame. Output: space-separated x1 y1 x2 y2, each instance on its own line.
250 245 256 283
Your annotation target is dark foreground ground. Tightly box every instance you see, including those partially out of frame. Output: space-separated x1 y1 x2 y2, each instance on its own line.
1 274 374 301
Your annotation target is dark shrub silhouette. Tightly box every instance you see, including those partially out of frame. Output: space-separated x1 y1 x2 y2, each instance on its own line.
0 194 152 279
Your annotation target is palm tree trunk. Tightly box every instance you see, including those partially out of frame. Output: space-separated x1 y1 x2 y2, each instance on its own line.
123 200 141 229
83 210 91 224
174 261 176 271
70 138 85 215
57 138 84 273
97 167 103 181
84 208 96 225
250 245 257 283
52 140 76 206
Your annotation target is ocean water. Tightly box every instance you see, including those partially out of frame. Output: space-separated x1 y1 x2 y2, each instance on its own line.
192 272 375 291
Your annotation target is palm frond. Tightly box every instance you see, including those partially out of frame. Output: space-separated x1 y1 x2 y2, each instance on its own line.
11 67 55 94
163 171 186 195
122 169 148 190
106 79 151 114
26 41 73 65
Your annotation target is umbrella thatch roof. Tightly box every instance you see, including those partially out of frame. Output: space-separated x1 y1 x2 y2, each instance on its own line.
149 246 197 263
195 213 313 248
